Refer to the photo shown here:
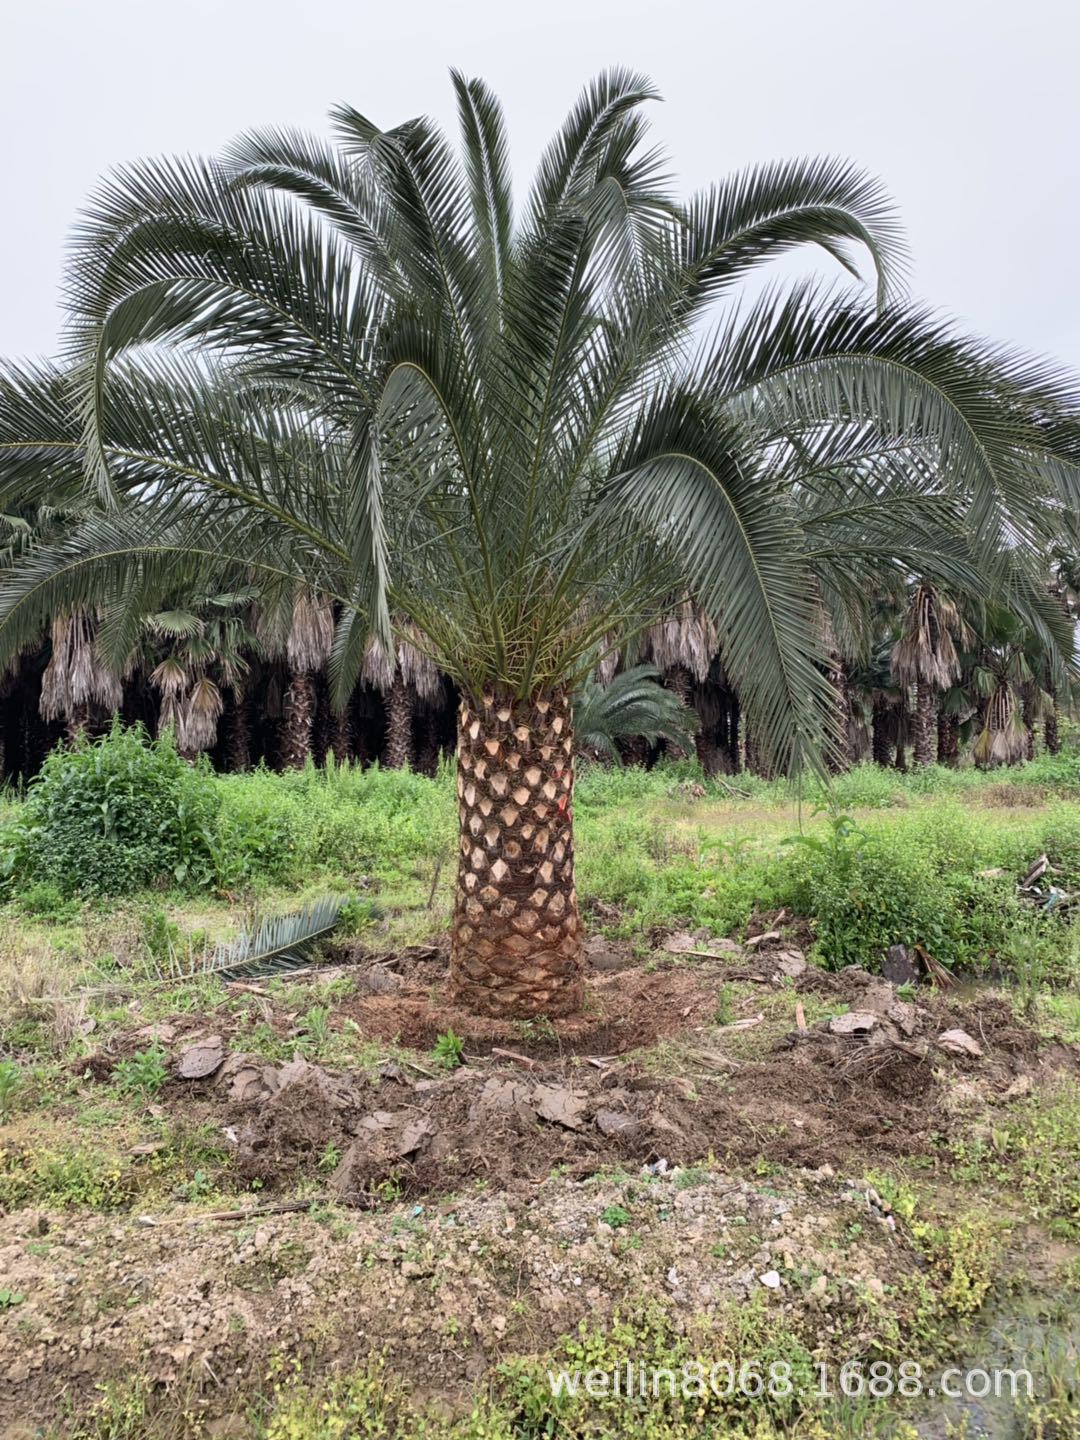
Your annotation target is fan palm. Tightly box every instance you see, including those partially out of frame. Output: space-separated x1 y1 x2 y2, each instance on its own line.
2 71 1079 1014
890 583 970 767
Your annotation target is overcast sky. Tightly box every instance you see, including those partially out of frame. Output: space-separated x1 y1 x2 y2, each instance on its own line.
5 0 1078 367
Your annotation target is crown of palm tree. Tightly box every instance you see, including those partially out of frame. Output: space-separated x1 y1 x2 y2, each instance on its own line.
2 70 1079 773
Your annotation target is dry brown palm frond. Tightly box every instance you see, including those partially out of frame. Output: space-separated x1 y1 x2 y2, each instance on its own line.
398 622 443 703
180 674 224 752
644 599 716 681
149 654 188 699
39 609 122 721
360 633 397 693
362 621 443 702
286 591 335 673
973 680 1027 765
891 584 969 690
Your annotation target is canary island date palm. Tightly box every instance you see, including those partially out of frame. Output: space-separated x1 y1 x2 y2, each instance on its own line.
2 71 1080 1014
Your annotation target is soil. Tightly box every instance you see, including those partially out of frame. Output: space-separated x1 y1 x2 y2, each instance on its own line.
74 933 1073 1200
2 929 1075 1434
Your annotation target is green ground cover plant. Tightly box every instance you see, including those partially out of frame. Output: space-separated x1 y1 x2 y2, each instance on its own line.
3 730 1080 984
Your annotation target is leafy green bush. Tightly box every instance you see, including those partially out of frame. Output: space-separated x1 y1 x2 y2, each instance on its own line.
11 724 220 897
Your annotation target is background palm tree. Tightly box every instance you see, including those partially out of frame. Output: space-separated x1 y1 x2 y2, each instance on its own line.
38 609 123 742
140 594 257 760
361 626 443 769
890 583 969 767
574 663 696 763
2 72 1079 1014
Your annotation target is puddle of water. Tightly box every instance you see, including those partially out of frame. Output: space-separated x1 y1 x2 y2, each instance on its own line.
911 1291 1078 1438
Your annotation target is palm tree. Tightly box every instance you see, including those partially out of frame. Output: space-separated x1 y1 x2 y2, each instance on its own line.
2 72 1078 1015
361 626 442 768
890 584 969 767
280 592 335 769
643 600 715 758
574 663 696 762
39 610 123 742
140 595 256 760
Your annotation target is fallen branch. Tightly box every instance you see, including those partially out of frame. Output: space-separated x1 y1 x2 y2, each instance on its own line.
719 1013 764 1031
136 1199 320 1227
687 1048 741 1071
491 1047 540 1071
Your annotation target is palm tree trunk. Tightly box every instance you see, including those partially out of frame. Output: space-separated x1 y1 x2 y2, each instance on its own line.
727 694 741 773
65 701 93 744
330 708 353 765
871 696 891 767
616 736 649 767
1021 685 1036 762
913 681 936 767
694 729 721 776
225 693 251 772
827 655 852 774
312 672 332 766
1045 702 1060 756
662 664 692 759
416 712 440 777
450 689 583 1018
937 711 959 767
383 670 413 768
280 671 315 769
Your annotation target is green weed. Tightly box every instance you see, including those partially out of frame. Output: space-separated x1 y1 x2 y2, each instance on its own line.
431 1028 465 1069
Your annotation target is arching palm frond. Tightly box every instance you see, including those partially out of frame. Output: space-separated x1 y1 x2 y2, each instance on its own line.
574 663 697 761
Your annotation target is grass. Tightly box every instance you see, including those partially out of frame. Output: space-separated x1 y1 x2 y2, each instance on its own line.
2 739 1079 1438
5 751 1080 995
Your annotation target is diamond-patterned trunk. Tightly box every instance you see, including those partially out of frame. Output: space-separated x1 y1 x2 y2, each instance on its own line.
383 670 412 769
450 690 583 1018
280 671 315 769
913 681 936 767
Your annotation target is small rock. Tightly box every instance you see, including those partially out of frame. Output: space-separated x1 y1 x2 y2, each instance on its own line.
136 1022 176 1043
828 1011 879 1037
772 950 807 979
882 944 918 987
357 966 402 995
396 1117 437 1157
533 1084 588 1130
176 1037 225 1079
589 949 628 972
759 1270 782 1289
937 1029 982 1058
745 931 781 951
595 1109 639 1138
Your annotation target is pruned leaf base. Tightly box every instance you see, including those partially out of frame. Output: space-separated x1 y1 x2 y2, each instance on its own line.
450 690 584 1018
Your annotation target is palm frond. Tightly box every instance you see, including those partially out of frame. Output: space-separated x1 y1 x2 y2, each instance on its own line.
201 896 346 980
574 663 696 759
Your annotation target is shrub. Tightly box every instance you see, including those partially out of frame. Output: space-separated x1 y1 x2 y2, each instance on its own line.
13 723 220 897
214 760 456 887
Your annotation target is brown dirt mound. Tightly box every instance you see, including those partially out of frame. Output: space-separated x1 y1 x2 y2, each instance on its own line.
219 968 1072 1200
82 941 1076 1206
332 940 717 1058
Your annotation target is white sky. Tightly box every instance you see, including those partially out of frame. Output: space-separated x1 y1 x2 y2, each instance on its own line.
4 0 1079 367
